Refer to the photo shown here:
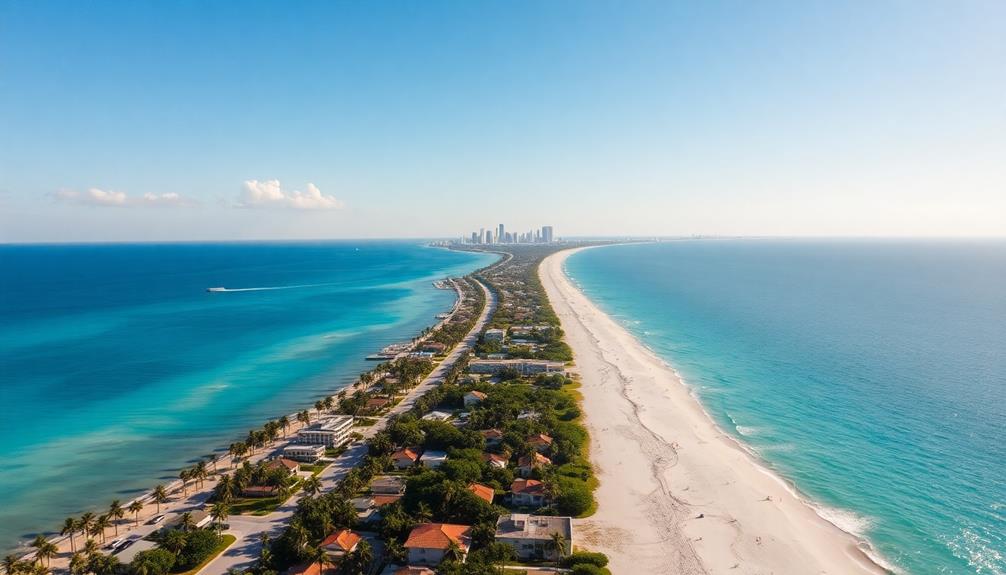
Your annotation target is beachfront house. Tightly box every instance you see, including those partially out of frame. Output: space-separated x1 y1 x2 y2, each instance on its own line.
404 523 472 565
419 450 448 469
264 457 301 476
510 478 549 507
494 514 573 561
526 433 553 453
283 444 326 462
297 415 355 447
517 452 551 478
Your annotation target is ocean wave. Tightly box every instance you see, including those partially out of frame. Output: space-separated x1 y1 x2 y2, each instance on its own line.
943 527 1005 575
206 282 333 292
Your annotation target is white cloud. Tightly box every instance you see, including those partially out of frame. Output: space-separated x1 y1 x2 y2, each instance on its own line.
238 180 344 210
55 188 190 207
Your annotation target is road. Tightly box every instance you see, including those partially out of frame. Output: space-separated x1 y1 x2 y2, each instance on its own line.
199 277 496 575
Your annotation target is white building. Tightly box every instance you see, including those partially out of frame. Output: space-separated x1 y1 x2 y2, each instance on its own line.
495 514 572 561
483 328 506 343
420 450 448 469
296 415 354 447
283 444 327 462
468 359 565 376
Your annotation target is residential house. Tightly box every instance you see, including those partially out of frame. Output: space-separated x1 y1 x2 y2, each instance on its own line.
468 359 565 376
242 485 281 498
516 453 552 478
365 398 391 413
463 391 487 407
391 448 420 470
480 429 503 447
483 328 506 343
264 458 300 476
371 475 407 495
283 444 326 462
495 514 573 561
421 410 452 422
467 483 494 504
419 450 448 469
321 529 362 558
404 523 472 565
526 434 553 454
510 479 549 507
482 452 507 469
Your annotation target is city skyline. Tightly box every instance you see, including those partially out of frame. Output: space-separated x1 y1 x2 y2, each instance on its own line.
2 1 1004 242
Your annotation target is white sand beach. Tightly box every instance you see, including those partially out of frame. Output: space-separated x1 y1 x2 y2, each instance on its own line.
541 247 888 575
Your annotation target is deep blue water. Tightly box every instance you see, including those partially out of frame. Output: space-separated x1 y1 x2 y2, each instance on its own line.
0 241 495 552
566 240 1005 575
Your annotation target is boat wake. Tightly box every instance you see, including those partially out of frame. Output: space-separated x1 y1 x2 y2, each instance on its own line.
206 283 330 293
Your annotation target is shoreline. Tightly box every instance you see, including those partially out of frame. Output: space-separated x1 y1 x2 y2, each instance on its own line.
7 259 494 565
540 246 891 575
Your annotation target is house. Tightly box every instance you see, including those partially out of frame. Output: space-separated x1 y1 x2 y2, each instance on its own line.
353 494 402 523
483 328 506 343
421 410 452 422
467 483 494 504
371 475 407 495
516 453 551 478
463 391 487 407
297 415 355 447
391 448 421 470
480 429 504 447
482 452 508 469
283 444 326 462
321 529 362 558
510 479 549 507
285 563 336 575
404 523 472 565
495 514 573 561
242 485 281 498
526 434 553 453
468 359 565 376
264 458 301 476
419 450 448 469
508 325 554 338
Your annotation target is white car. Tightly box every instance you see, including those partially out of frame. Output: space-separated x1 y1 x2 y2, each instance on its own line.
150 514 166 525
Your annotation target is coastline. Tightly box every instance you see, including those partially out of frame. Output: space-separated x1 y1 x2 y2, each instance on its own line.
9 252 496 567
540 246 890 575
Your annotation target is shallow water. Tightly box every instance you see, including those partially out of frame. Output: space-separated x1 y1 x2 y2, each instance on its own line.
0 241 495 551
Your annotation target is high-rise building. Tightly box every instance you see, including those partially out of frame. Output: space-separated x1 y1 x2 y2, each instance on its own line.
541 226 554 243
498 224 505 244
479 228 485 244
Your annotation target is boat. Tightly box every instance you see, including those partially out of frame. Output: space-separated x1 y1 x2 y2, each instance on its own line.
207 287 227 292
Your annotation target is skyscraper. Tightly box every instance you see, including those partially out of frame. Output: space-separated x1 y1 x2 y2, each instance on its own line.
498 224 505 244
541 226 554 242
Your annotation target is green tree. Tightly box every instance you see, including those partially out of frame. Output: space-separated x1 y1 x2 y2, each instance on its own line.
129 549 175 575
128 501 144 527
61 517 79 553
152 486 168 513
108 501 124 536
549 531 568 569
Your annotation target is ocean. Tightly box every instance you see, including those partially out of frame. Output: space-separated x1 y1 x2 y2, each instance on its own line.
0 241 495 552
565 240 1005 575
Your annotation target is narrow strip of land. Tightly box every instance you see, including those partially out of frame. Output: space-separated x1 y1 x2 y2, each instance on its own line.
540 247 887 575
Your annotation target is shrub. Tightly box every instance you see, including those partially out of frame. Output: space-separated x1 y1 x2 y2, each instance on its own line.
570 565 611 575
130 549 175 575
563 551 609 568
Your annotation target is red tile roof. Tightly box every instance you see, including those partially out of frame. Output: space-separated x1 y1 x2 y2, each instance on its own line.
403 523 472 551
527 433 553 446
320 529 362 553
467 483 495 503
517 452 552 467
511 478 546 495
480 429 504 439
482 452 508 465
392 448 420 462
265 458 300 471
372 494 402 507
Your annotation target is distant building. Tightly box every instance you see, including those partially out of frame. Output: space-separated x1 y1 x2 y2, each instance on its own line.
482 452 508 469
421 410 452 422
264 458 301 476
526 434 553 453
404 523 472 565
371 475 407 495
420 450 448 469
392 448 421 470
517 452 552 477
483 328 506 343
541 226 554 243
321 529 363 558
463 391 487 407
283 444 326 462
480 428 504 447
297 415 354 447
468 359 565 376
495 514 573 561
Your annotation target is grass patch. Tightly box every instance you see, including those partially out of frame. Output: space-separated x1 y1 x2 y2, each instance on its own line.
171 534 236 575
354 417 377 427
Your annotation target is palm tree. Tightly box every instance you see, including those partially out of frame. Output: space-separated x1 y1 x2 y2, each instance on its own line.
30 536 53 567
128 500 144 526
89 553 119 575
152 485 168 512
308 546 328 575
297 410 311 428
67 553 87 575
78 513 96 544
4 554 24 575
314 400 325 413
548 531 568 569
82 539 99 558
194 461 209 488
415 502 433 523
278 416 290 437
93 515 111 543
161 531 187 555
61 517 78 553
302 476 322 497
215 474 235 503
443 541 465 564
107 501 124 536
179 512 195 532
179 468 192 496
209 502 230 528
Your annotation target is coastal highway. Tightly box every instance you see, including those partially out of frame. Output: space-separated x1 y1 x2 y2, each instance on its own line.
197 277 496 575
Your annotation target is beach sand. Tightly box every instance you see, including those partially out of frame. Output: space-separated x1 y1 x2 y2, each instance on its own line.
541 247 888 575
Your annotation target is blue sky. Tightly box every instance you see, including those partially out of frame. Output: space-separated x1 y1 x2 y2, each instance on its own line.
1 1 1003 241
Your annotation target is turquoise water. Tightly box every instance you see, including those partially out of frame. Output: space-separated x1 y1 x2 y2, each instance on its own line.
0 241 495 552
566 240 1005 575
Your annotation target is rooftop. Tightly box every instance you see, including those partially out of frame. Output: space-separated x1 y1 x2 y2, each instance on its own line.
404 523 472 551
495 514 573 542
